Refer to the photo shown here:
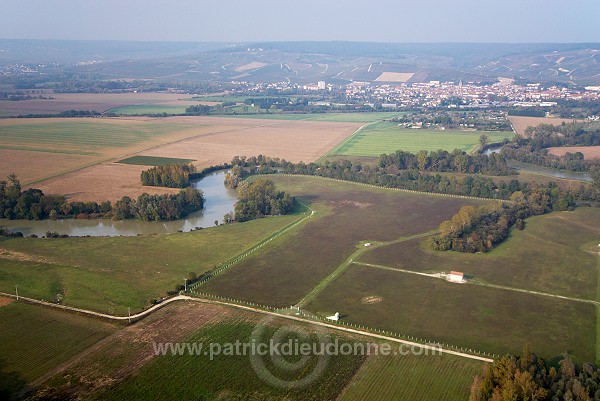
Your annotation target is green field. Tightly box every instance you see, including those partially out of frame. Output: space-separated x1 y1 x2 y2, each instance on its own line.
306 263 595 362
94 317 365 401
201 175 482 307
224 112 404 123
107 104 188 115
361 208 600 300
0 215 299 315
329 121 513 156
0 119 198 155
117 155 196 166
0 301 118 397
340 353 482 401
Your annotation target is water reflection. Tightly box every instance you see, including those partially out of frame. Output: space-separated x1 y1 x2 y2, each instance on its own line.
0 170 237 237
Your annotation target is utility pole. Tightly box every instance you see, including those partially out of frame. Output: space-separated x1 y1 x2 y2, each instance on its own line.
15 285 18 301
128 307 131 323
184 278 187 292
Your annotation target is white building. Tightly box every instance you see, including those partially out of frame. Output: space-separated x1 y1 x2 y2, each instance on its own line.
326 312 340 321
448 271 466 283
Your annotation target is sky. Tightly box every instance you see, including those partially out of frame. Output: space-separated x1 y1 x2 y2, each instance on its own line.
1 0 599 43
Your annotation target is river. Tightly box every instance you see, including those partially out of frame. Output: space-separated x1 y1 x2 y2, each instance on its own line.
483 146 592 182
0 170 238 237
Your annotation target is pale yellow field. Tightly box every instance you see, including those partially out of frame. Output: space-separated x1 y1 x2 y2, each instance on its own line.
547 145 600 159
234 62 267 72
0 117 227 185
375 72 415 82
27 116 361 201
508 116 582 136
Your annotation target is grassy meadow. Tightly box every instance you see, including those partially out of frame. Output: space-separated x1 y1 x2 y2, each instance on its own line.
306 263 596 362
201 175 482 306
360 208 600 300
0 215 299 314
107 104 188 115
96 318 365 401
0 301 118 397
340 353 483 401
329 121 513 156
223 112 403 123
0 119 199 155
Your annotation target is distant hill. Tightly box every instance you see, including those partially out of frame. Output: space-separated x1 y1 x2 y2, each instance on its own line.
0 40 599 85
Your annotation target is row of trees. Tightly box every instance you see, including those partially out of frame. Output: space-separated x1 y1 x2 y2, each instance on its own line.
377 149 513 175
228 155 598 203
234 179 295 222
140 164 197 188
470 345 600 400
0 174 204 222
429 187 568 253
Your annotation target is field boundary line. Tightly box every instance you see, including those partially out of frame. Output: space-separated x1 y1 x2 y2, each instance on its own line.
355 261 600 306
0 291 494 363
187 295 495 363
23 118 292 187
189 201 315 290
295 230 438 308
325 121 379 156
273 173 499 202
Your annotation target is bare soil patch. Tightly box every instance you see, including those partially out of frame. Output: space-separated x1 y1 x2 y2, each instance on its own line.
0 248 58 265
31 301 255 396
235 62 267 72
0 149 96 184
508 116 582 136
35 163 180 202
0 296 14 307
375 72 415 82
361 296 383 304
547 146 600 159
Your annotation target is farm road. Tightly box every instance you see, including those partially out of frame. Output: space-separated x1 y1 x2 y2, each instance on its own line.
295 229 439 308
354 261 600 306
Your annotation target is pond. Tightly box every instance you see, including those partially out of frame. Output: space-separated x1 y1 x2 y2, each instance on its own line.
0 170 238 237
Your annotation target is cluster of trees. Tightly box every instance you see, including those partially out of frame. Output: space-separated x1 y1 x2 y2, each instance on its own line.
507 108 546 117
113 188 204 221
429 186 571 253
244 97 290 109
224 165 246 189
140 164 196 188
470 346 600 400
0 174 204 222
234 179 295 222
184 104 212 115
502 123 600 172
378 149 513 175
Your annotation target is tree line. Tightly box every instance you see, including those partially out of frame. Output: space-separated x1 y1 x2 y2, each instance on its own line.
378 149 514 175
0 174 204 223
470 345 600 400
226 154 598 204
141 164 197 188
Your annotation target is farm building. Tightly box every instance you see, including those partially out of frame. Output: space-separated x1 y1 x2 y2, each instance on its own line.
448 271 466 283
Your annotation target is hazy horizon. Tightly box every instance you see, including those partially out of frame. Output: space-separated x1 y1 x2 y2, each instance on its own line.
1 0 599 43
